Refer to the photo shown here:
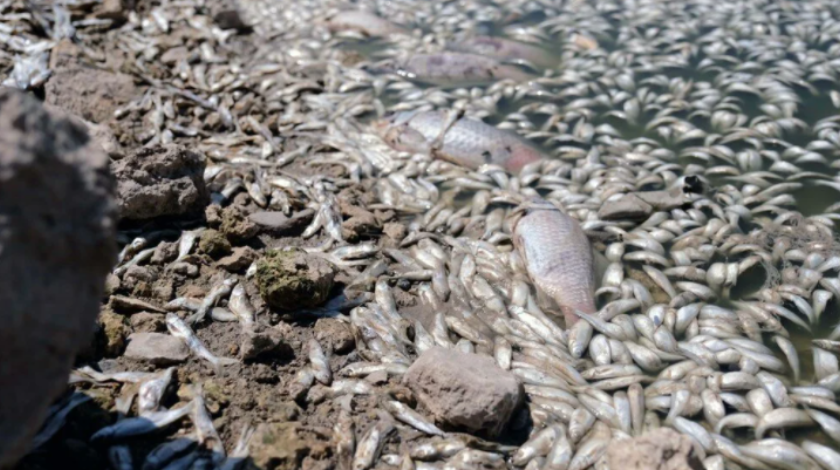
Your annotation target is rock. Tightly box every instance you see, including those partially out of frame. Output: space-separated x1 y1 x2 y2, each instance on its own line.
152 279 174 301
217 246 257 272
98 310 130 356
598 193 653 221
249 423 331 470
113 144 209 222
104 273 122 297
0 88 115 467
197 229 232 258
403 347 522 437
606 428 703 470
313 319 354 354
44 66 137 124
342 212 378 240
122 265 154 290
240 327 292 362
43 101 122 158
151 241 177 264
220 204 259 242
256 250 336 311
205 204 223 227
383 222 407 242
129 312 166 333
124 333 189 365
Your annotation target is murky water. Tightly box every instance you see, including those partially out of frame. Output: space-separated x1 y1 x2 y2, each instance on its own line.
334 5 840 452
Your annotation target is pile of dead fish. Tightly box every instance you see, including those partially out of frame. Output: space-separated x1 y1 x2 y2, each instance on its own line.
6 0 840 469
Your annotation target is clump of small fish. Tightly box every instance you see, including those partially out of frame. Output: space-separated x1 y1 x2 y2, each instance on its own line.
10 0 840 468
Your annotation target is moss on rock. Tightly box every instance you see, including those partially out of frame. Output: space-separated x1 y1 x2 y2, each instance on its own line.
255 250 335 311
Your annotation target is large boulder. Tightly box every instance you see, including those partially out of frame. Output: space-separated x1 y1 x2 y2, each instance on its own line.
403 347 523 437
112 144 209 221
0 88 116 467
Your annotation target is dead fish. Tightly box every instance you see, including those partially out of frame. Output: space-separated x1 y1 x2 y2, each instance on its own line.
138 368 174 416
309 338 333 385
326 10 406 37
353 419 395 470
450 36 555 68
166 313 238 372
191 387 225 461
513 201 596 326
384 401 444 436
374 110 544 173
381 52 533 84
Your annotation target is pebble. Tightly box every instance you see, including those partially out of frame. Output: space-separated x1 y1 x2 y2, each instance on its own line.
124 333 189 365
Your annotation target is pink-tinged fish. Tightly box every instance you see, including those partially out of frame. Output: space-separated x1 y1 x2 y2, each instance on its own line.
373 110 544 173
378 52 533 84
325 11 407 37
449 36 556 68
513 203 596 327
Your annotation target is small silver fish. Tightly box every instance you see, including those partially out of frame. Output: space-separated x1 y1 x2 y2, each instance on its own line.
166 313 238 371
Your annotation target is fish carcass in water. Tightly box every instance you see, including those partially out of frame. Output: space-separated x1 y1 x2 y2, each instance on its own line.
513 201 596 326
374 110 544 173
377 52 533 84
325 10 407 37
449 36 556 68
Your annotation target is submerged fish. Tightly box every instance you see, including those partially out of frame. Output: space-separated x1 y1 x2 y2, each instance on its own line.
381 52 533 84
449 36 556 68
513 202 596 326
374 110 544 173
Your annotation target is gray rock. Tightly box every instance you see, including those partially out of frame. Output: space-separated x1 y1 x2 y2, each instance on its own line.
0 88 116 467
598 194 653 221
403 347 522 437
113 144 209 221
124 333 189 365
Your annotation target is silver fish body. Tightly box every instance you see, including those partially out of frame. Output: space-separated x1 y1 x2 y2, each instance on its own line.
375 110 544 173
513 205 595 326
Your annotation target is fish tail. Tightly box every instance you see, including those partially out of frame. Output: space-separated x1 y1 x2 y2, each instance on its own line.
560 305 579 327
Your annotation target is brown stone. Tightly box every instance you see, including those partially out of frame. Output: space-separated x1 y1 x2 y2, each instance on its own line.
249 423 331 470
112 144 209 221
403 347 522 437
606 428 703 470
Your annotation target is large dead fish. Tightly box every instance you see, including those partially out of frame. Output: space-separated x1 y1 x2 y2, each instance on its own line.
376 52 533 84
449 36 556 68
325 11 407 37
513 202 596 326
374 110 544 173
